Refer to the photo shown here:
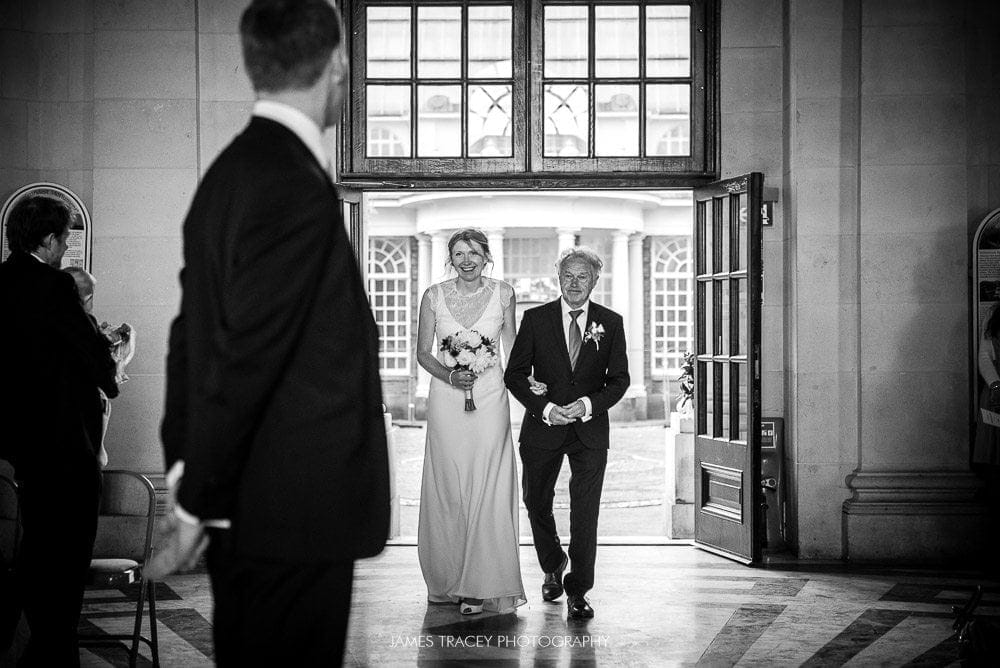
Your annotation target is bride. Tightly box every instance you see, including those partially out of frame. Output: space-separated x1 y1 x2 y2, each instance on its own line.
416 228 527 615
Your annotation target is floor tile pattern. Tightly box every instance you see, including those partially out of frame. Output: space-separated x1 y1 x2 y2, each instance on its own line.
55 546 1000 666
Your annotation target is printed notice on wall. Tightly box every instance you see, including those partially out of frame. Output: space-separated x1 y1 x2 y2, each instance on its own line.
0 182 92 271
975 210 1000 417
978 219 1000 335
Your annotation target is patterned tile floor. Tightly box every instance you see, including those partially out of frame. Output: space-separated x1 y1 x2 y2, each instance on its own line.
57 546 1000 666
391 421 671 538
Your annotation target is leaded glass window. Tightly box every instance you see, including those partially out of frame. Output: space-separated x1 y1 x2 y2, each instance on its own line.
342 0 715 182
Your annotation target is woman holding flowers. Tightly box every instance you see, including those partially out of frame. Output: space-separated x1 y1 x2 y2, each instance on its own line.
415 228 527 615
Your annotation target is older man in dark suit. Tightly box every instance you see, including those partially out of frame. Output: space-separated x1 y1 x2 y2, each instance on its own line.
505 247 629 620
0 195 119 666
153 1 390 665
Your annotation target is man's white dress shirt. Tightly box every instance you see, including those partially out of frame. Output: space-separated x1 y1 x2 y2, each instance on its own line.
541 298 594 425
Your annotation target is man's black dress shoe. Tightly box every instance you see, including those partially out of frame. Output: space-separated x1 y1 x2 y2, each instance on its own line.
541 555 568 602
567 594 594 619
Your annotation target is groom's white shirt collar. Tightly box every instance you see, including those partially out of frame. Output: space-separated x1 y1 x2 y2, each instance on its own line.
252 99 328 171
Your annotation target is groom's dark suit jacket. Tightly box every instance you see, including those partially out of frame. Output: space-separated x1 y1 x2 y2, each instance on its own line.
1 251 119 661
161 117 390 564
0 251 119 476
505 299 629 449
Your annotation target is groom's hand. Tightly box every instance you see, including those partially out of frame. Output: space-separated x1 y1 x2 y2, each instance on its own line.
548 406 576 425
561 400 587 420
143 512 208 580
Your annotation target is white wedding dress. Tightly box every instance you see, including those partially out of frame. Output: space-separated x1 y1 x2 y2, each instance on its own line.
418 278 526 613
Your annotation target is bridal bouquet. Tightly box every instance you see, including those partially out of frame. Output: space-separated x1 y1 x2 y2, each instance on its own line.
441 329 498 411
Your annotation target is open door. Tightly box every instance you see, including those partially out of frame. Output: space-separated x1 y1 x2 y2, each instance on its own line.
693 173 763 565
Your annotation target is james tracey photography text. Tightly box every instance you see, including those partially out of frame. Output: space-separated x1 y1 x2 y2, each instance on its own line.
389 635 611 649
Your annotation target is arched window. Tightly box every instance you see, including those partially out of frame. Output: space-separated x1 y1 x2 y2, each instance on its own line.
651 237 692 375
368 237 411 373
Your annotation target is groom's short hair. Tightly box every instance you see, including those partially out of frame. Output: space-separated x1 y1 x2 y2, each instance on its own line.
5 195 70 253
556 247 603 276
240 0 343 93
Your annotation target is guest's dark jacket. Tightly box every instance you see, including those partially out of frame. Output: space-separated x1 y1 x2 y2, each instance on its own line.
0 252 119 477
161 117 390 564
505 299 629 450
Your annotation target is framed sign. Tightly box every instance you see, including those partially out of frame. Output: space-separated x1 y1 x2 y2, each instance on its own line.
1 182 92 271
971 207 1000 418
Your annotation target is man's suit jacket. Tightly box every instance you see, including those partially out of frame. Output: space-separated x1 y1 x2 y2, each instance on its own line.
161 117 390 564
504 299 629 450
0 252 119 477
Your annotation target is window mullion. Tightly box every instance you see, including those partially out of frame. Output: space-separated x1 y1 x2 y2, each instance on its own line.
410 2 418 159
587 1 595 159
461 1 468 158
638 2 646 158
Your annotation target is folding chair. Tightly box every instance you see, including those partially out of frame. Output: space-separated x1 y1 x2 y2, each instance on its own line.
0 472 21 652
78 470 159 667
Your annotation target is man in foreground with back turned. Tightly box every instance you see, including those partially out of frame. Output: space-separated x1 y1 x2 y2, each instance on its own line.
151 1 390 665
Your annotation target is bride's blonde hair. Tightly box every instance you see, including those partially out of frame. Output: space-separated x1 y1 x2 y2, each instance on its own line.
446 228 493 270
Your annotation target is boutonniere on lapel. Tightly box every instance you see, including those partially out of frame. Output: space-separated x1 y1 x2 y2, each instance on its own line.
583 322 605 350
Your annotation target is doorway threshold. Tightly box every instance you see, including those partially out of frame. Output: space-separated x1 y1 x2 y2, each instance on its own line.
386 536 694 547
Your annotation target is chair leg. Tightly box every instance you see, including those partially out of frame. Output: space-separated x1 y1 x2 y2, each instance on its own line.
148 579 159 668
130 578 147 668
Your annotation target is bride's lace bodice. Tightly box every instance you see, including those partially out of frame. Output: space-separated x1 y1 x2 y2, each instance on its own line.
428 278 513 376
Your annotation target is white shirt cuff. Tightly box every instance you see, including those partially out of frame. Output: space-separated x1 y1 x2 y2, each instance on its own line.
173 502 232 529
542 402 557 425
165 460 184 490
580 396 593 422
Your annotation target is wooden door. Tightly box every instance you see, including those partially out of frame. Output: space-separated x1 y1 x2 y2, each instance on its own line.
693 173 763 564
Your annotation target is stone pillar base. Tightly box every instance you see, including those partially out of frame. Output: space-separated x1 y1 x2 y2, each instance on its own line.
843 470 987 563
665 411 695 539
667 503 695 538
610 395 648 421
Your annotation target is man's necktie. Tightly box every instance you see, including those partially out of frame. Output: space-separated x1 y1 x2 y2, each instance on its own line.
569 309 583 370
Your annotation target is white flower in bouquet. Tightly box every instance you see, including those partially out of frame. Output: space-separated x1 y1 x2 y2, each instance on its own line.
470 346 497 374
456 349 477 367
440 328 498 411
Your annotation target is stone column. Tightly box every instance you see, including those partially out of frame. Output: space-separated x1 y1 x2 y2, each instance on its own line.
485 228 505 280
416 234 432 299
557 228 577 254
415 234 432 399
611 230 629 315
627 233 647 399
430 232 449 284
